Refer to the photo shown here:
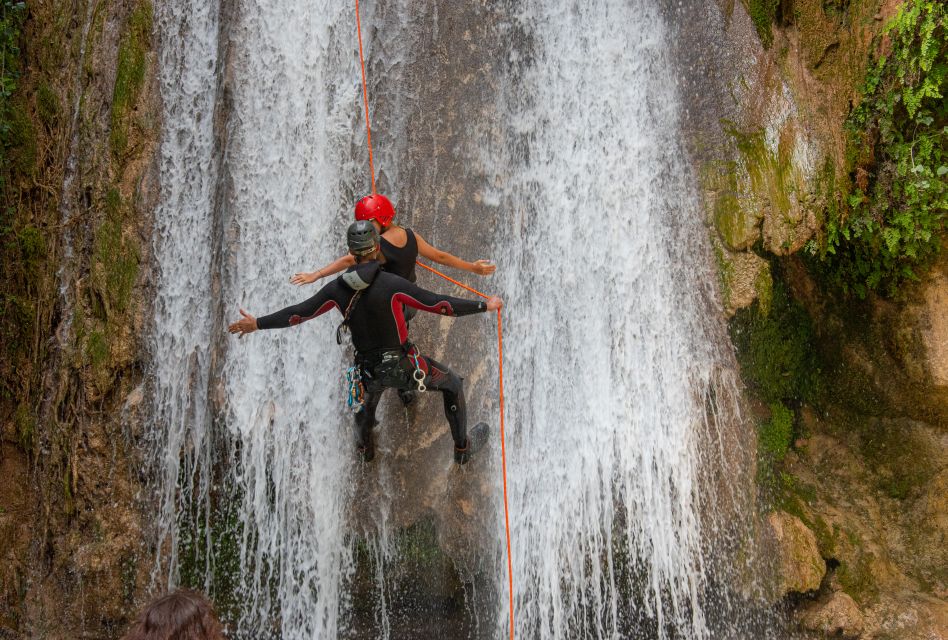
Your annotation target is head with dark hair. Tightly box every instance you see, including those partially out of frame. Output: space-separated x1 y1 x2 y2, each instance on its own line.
122 589 224 640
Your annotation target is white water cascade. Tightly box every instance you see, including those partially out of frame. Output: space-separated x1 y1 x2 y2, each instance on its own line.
488 1 759 638
151 1 366 637
150 0 768 638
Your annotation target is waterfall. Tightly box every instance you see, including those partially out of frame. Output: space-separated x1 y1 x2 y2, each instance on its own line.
487 1 760 637
150 0 769 637
151 1 366 637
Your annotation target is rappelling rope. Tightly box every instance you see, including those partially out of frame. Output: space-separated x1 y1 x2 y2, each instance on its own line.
354 0 377 195
417 260 515 640
352 2 514 634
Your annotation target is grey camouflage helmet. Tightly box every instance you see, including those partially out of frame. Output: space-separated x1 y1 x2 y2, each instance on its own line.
347 220 379 256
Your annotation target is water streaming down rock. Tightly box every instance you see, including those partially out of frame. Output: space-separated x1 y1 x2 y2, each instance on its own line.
150 0 223 587
486 1 764 637
150 1 366 637
150 0 772 637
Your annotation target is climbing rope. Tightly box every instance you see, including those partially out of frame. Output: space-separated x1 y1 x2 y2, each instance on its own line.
352 2 514 634
354 0 377 195
417 260 515 640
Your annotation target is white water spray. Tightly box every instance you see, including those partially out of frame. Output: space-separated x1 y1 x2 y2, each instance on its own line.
487 1 747 637
151 0 763 637
151 1 366 637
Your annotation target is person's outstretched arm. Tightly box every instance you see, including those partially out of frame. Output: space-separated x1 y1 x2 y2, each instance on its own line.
290 254 357 286
228 284 342 338
393 278 503 317
415 232 496 276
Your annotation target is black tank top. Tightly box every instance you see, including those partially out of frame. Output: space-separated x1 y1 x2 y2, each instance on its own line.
380 228 418 282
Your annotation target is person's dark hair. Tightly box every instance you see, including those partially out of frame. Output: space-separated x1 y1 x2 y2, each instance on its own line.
122 589 224 640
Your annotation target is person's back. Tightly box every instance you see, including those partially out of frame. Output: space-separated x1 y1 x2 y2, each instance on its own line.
122 589 223 640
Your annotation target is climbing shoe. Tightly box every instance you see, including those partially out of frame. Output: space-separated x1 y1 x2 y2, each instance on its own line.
454 422 489 465
397 388 416 407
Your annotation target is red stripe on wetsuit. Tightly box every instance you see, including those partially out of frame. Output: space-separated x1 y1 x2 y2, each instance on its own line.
289 300 339 326
390 292 454 343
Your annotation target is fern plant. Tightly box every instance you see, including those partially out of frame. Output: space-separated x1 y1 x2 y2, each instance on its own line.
821 0 947 298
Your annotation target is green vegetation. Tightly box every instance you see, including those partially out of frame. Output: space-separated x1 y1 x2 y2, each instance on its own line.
748 0 779 47
1 0 26 180
730 270 824 500
729 279 822 406
817 1 947 297
759 402 793 462
110 1 152 158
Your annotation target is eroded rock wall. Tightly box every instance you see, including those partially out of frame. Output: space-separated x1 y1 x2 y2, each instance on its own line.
0 1 160 637
669 0 946 637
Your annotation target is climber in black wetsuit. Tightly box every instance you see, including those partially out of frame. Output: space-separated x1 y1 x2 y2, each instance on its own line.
291 194 496 406
228 220 503 464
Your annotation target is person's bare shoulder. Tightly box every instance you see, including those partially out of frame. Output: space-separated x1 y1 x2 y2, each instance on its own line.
383 226 409 247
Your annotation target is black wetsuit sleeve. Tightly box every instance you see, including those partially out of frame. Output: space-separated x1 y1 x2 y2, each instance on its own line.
255 284 344 330
391 279 487 317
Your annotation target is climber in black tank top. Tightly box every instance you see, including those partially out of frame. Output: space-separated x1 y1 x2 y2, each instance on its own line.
379 227 418 281
290 194 496 286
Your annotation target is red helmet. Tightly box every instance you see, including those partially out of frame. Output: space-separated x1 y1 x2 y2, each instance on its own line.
354 194 396 227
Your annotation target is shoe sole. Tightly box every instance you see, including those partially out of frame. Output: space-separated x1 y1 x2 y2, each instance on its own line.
455 422 489 464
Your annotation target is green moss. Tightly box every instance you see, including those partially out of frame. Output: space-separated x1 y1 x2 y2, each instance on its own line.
858 421 935 500
85 330 109 369
36 82 60 128
760 402 794 461
178 489 243 625
110 1 153 158
14 401 34 452
754 264 774 316
395 519 451 571
748 0 779 47
837 550 877 603
91 210 140 318
729 274 822 405
5 102 36 176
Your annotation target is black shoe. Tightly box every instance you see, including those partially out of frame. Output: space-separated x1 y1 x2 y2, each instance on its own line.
454 422 489 465
397 388 416 407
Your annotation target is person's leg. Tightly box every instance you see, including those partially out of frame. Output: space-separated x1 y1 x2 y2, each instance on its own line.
417 356 467 448
354 389 382 461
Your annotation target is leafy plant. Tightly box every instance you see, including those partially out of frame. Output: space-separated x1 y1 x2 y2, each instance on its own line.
820 0 948 298
0 1 25 136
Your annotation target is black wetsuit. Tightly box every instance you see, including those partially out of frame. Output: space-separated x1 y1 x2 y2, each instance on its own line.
255 261 487 449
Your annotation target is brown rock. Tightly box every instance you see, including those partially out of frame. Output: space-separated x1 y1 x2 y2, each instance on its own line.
767 511 826 598
798 591 865 639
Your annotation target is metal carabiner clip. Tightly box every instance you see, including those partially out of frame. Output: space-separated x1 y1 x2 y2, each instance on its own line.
412 367 427 392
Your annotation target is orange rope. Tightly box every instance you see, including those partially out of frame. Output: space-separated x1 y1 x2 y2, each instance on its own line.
354 0 376 195
417 260 515 640
352 3 513 633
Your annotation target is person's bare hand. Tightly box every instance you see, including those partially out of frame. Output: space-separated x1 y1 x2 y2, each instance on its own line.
471 259 496 276
228 309 258 338
485 296 503 312
290 271 318 286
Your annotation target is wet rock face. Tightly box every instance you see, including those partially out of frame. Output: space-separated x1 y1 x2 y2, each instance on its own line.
766 511 825 599
796 590 865 639
0 0 160 637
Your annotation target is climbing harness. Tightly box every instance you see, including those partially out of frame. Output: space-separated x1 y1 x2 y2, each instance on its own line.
346 365 366 412
352 1 514 635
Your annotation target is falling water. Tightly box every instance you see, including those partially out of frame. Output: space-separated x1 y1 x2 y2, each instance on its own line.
151 0 768 637
151 0 367 637
487 1 760 638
